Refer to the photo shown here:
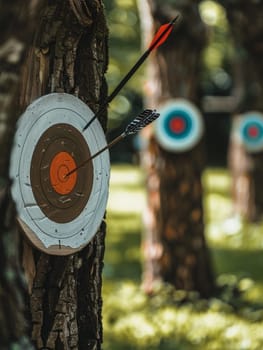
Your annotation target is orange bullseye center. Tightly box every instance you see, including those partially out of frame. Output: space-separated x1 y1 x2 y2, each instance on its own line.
50 151 77 195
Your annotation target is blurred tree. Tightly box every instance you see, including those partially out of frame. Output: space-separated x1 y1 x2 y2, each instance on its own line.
137 0 215 297
0 1 41 348
101 0 145 162
104 0 142 129
1 1 108 349
223 0 263 221
199 1 234 167
199 0 234 97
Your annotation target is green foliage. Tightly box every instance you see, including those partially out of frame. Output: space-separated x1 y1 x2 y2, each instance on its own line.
103 165 263 349
199 1 235 94
103 0 143 129
104 0 236 122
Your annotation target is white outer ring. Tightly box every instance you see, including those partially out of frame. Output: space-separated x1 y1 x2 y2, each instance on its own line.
9 93 110 252
155 98 204 152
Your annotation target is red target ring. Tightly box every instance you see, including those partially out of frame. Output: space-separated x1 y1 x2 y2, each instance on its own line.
50 151 77 195
247 126 259 138
169 117 186 134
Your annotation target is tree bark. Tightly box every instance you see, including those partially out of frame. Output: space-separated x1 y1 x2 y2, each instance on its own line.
19 2 108 348
1 1 108 349
138 0 215 297
224 0 263 221
0 1 42 348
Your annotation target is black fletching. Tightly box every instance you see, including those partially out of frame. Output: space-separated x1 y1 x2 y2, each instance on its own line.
124 109 160 136
66 108 160 177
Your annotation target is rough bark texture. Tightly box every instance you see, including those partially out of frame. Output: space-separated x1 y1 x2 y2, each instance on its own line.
224 0 263 221
138 0 214 297
0 1 108 349
0 1 42 348
18 2 109 349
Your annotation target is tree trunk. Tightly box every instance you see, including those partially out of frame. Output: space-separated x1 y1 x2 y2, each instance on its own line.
225 0 263 221
1 1 108 349
0 1 42 348
21 2 108 348
137 0 214 297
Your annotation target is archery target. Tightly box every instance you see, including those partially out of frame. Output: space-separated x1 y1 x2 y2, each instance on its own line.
9 93 110 255
237 112 263 153
155 99 204 152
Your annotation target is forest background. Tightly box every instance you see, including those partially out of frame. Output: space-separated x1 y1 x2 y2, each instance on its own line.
102 1 263 349
1 1 262 349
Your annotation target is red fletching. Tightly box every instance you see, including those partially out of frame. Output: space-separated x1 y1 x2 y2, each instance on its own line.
149 22 174 50
82 16 178 132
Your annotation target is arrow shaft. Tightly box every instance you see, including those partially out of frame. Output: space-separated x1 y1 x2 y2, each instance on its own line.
66 134 125 177
83 16 178 132
68 109 160 177
82 51 149 131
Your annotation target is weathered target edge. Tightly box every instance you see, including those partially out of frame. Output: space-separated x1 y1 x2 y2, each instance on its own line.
10 93 110 255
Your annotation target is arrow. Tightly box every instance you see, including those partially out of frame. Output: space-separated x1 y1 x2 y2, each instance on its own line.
66 109 160 177
82 16 178 132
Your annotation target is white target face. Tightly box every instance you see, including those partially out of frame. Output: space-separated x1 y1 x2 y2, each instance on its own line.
9 93 110 255
236 112 263 153
155 99 204 152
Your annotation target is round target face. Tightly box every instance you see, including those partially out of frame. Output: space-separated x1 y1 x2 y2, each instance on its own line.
238 112 263 153
9 93 110 255
155 99 204 152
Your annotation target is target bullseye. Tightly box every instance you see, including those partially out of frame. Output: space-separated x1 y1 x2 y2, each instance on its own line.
50 151 77 195
248 126 259 138
155 99 204 152
9 93 110 255
235 112 263 153
169 117 186 134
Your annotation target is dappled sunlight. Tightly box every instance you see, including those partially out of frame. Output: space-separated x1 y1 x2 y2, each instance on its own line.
203 168 233 228
245 283 263 304
198 0 234 95
204 168 263 249
203 168 231 194
199 1 227 26
103 165 263 349
107 164 146 213
104 279 263 349
113 313 156 343
107 190 145 213
104 281 147 312
108 164 145 187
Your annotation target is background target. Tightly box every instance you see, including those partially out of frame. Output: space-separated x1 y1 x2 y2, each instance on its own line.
236 112 263 153
155 99 204 152
9 93 110 255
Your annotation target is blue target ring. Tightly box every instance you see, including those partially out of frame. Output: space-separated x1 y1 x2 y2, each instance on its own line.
238 112 263 153
164 109 192 140
155 99 204 152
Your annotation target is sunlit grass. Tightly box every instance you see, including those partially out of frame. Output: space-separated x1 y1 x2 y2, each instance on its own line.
107 165 145 214
103 164 263 350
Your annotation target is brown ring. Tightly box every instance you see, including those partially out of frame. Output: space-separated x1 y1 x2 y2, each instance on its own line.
30 123 93 223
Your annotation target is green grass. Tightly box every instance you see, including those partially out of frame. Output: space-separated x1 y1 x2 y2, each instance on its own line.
102 165 263 350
